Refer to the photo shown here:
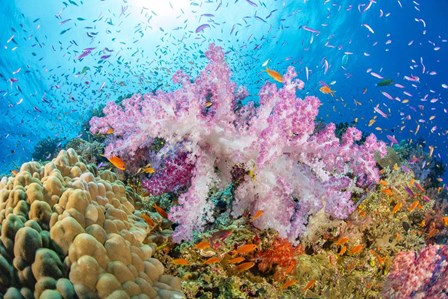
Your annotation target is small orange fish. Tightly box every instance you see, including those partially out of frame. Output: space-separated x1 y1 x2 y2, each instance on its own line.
236 261 255 272
281 279 298 290
338 246 347 256
107 156 126 170
376 254 385 266
393 164 400 171
227 257 245 264
302 279 316 292
153 203 168 219
141 213 155 227
205 101 213 108
235 244 258 255
264 67 283 83
250 210 264 222
379 179 388 186
195 240 211 250
428 227 439 238
429 145 434 158
442 217 448 227
172 258 190 266
350 244 363 255
334 236 349 246
408 200 419 212
358 210 367 217
392 202 402 214
11 170 18 176
319 85 336 97
409 178 415 187
284 263 296 275
381 188 393 196
203 257 221 264
106 127 114 134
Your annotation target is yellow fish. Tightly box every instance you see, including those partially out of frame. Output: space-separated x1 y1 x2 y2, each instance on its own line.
264 67 283 83
136 163 155 175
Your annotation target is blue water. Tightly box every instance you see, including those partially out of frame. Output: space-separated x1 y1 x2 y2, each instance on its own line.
0 0 447 182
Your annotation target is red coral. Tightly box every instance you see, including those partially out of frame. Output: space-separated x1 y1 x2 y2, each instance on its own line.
256 237 303 281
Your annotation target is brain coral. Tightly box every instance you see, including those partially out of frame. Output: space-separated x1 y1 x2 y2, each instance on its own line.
0 148 185 299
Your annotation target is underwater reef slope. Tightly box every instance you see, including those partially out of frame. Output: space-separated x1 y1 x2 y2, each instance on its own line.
0 149 185 299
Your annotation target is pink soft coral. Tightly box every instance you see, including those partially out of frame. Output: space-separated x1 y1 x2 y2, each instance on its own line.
383 245 448 298
90 44 386 242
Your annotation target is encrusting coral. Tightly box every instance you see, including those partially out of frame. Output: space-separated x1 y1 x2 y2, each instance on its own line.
0 148 185 299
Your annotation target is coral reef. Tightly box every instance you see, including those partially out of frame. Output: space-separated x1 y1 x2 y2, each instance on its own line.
32 137 64 161
153 163 443 298
64 138 105 165
90 44 387 244
0 149 184 299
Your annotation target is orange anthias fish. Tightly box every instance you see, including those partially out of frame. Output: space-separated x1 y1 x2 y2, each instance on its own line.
338 246 347 256
392 202 403 214
141 213 156 227
153 203 168 219
172 258 190 266
442 217 448 227
11 170 18 176
334 236 349 246
236 261 255 272
408 200 419 212
264 67 283 83
350 244 363 255
319 84 336 97
250 210 264 222
106 156 126 170
227 257 245 264
381 188 394 196
234 244 258 255
195 240 211 250
302 279 316 292
379 179 388 186
203 257 221 264
106 127 114 134
370 250 385 266
281 279 299 290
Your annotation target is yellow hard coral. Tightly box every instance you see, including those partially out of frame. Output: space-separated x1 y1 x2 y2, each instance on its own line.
0 149 185 299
